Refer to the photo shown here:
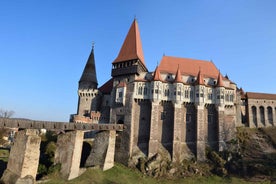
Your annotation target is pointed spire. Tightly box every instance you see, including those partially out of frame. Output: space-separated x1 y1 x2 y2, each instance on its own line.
153 66 162 81
216 72 224 87
174 65 182 83
195 69 204 85
113 19 145 65
79 44 98 88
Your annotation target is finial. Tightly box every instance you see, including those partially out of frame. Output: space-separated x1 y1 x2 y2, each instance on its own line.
92 41 95 50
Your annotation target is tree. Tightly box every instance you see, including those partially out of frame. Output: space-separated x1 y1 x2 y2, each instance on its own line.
0 109 14 118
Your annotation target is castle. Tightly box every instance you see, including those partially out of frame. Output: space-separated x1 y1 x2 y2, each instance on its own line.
71 19 276 164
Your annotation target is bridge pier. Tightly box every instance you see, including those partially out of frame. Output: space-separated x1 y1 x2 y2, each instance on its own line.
85 130 116 171
54 130 84 180
1 129 41 184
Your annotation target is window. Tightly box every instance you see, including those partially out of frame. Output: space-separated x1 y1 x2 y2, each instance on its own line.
185 90 189 98
164 89 170 96
186 114 192 123
143 87 147 95
119 92 123 98
208 93 212 100
230 94 234 102
138 86 143 95
161 111 167 120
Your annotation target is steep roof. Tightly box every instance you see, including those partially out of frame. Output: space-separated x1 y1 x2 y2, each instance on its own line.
174 65 182 83
158 56 219 79
99 78 113 94
113 19 145 65
195 70 204 85
246 92 276 100
153 66 162 81
79 46 98 87
216 72 224 87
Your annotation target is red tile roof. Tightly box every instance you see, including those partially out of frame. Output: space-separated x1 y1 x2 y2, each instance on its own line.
195 70 204 85
158 56 219 79
216 72 224 87
99 78 113 94
246 92 276 100
153 66 162 81
174 65 182 83
113 19 145 66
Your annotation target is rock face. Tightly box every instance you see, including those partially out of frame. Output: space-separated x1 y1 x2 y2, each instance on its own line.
1 129 40 184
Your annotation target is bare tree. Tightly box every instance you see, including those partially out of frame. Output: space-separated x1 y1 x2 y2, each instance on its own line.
0 109 15 118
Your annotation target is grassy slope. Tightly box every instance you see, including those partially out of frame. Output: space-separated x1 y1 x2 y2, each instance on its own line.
43 164 262 184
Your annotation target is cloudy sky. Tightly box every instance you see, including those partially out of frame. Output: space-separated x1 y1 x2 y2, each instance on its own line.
0 0 275 121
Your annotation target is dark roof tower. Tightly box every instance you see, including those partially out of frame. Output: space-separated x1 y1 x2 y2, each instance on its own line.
79 45 98 89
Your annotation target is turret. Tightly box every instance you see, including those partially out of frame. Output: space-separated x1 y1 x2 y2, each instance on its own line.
216 72 225 106
151 66 162 102
195 70 205 106
174 65 184 104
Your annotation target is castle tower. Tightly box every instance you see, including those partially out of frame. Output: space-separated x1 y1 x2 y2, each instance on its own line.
216 72 226 151
148 66 162 157
111 19 147 78
110 19 148 164
194 70 206 161
77 45 100 117
172 66 186 162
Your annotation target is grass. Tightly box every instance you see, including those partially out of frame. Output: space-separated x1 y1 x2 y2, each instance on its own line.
42 164 268 184
0 149 9 162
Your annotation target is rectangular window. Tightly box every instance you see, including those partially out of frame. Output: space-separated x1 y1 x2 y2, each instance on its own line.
119 92 123 97
185 90 189 98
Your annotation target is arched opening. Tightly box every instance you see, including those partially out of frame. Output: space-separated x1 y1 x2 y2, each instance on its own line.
117 119 124 124
252 106 257 127
259 106 265 126
267 106 273 125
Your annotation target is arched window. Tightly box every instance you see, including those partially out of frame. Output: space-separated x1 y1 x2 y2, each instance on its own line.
267 106 273 125
252 106 257 127
260 106 265 126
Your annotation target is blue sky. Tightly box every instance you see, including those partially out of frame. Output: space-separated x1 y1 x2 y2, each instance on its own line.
0 1 276 121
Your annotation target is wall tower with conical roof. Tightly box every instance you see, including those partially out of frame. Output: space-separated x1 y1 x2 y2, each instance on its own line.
77 45 100 117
